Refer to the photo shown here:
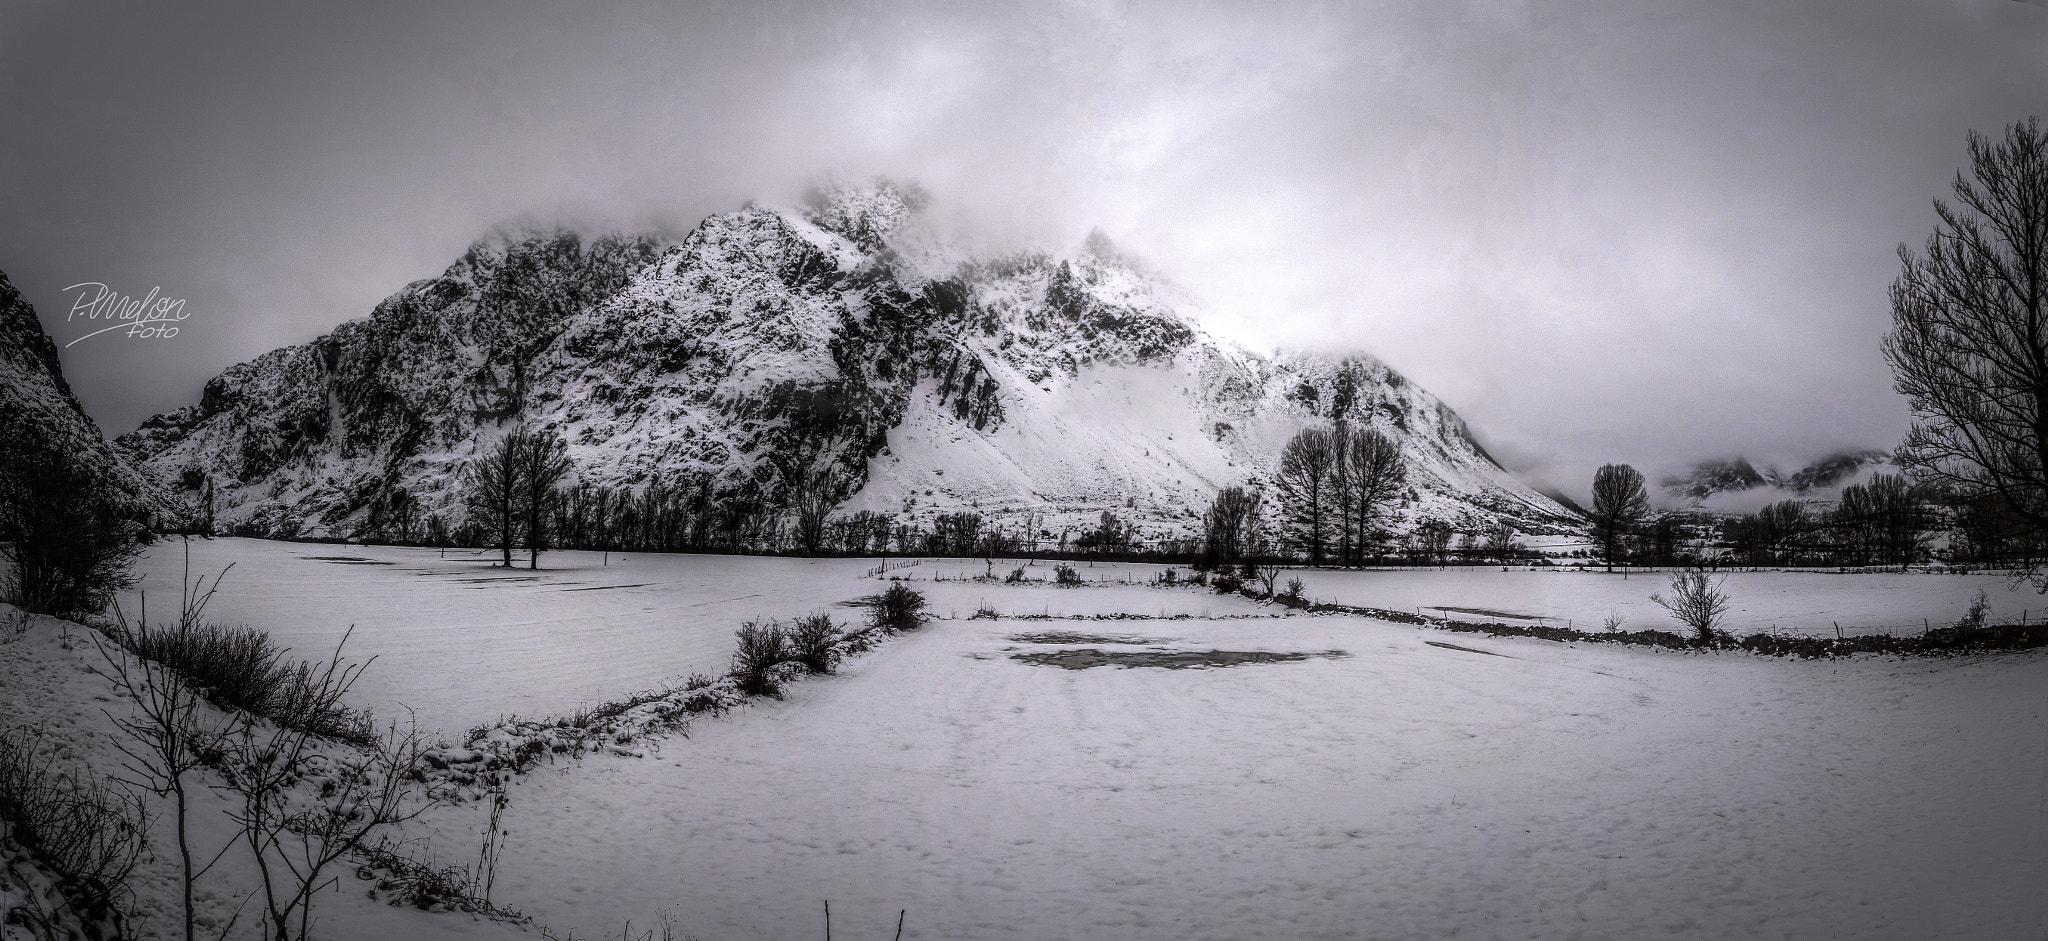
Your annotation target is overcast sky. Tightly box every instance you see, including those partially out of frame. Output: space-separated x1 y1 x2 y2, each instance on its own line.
4 0 2046 499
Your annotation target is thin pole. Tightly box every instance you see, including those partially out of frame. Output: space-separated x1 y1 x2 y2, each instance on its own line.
895 910 906 941
825 901 830 941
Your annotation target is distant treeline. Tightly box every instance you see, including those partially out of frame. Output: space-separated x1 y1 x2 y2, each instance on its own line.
219 425 2035 573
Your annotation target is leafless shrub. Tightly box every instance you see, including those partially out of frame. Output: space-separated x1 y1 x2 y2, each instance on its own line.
1650 569 1732 642
538 908 700 941
104 562 373 747
213 637 431 941
354 833 526 922
1954 589 1991 630
865 584 928 631
731 619 790 695
787 613 840 675
0 727 147 933
1248 563 1281 598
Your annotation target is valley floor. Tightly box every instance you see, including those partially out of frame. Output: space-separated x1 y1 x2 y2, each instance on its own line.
1 539 2041 939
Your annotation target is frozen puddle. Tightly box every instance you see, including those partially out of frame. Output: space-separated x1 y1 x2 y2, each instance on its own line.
1006 631 1172 645
1012 647 1348 669
300 555 395 565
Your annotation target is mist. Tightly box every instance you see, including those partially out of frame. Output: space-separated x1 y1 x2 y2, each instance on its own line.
4 0 2046 500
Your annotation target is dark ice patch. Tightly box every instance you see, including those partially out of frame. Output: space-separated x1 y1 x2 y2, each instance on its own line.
1012 648 1345 670
1007 632 1170 646
1424 640 1510 658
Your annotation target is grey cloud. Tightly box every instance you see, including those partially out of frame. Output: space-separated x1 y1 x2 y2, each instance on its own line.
3 0 2045 500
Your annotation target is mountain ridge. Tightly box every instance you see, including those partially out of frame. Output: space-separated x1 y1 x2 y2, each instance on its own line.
1660 449 1896 504
117 181 1581 546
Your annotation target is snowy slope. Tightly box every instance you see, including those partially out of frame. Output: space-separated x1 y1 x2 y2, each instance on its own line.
120 180 1579 543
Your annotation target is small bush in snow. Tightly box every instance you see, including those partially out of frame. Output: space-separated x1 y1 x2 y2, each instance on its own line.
1650 570 1731 643
788 613 840 675
868 584 928 633
1154 568 1178 586
1211 573 1244 595
1954 589 1991 630
1278 577 1305 606
730 619 790 695
1005 567 1028 584
1054 564 1082 586
354 836 525 920
971 604 1000 620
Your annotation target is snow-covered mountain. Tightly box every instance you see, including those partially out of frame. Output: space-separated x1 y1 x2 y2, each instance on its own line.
0 266 171 526
1661 449 1896 504
118 180 1580 544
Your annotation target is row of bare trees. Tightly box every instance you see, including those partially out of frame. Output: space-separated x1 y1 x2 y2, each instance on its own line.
1722 473 1930 567
1272 423 1408 565
460 428 575 568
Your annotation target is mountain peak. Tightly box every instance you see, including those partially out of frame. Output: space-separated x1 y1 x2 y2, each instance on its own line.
119 185 1579 543
800 176 929 250
1662 449 1897 504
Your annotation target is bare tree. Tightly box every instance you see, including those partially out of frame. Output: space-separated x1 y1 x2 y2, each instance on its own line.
518 431 574 569
1343 429 1406 566
214 635 430 941
1203 486 1263 569
1730 499 1813 567
1589 463 1649 572
1883 117 2048 582
1411 517 1454 568
1329 423 1356 565
1866 472 1927 567
95 556 237 941
1483 518 1517 564
1275 426 1338 564
462 432 525 567
792 472 837 556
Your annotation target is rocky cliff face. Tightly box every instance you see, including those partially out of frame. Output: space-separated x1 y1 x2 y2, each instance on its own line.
119 180 1580 544
0 267 170 525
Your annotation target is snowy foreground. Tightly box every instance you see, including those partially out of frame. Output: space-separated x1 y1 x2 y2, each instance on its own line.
3 538 2043 940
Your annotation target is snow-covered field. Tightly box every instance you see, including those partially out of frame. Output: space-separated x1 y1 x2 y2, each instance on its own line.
118 540 1270 735
3 538 2036 939
1284 566 2039 638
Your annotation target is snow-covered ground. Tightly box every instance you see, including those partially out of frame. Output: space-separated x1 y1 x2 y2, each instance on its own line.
3 538 2033 939
480 612 2048 941
1287 566 2035 637
118 539 1270 736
